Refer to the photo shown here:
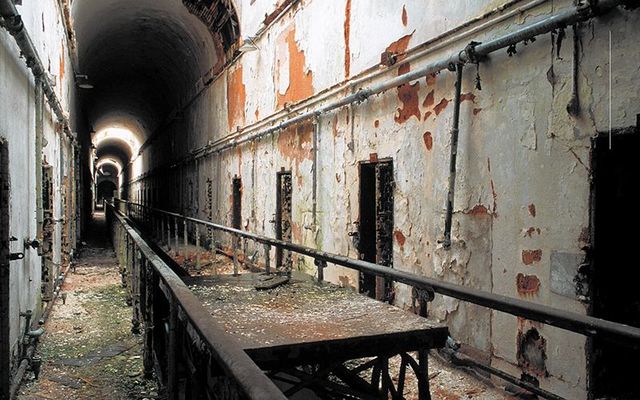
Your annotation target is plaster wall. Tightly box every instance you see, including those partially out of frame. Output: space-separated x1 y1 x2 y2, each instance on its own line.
0 0 77 369
127 1 640 397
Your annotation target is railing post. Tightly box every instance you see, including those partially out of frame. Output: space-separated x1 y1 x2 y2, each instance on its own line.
314 259 326 283
232 235 239 276
195 223 200 269
167 298 178 400
264 243 271 275
132 248 142 334
173 217 178 252
183 219 188 250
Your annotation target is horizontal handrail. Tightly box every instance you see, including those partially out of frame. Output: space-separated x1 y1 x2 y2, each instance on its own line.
114 198 640 349
107 202 287 400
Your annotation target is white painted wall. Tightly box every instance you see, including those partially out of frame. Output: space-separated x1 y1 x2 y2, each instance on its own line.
128 1 640 397
0 0 77 367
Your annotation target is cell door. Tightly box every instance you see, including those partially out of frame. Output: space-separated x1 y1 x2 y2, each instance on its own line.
358 159 394 302
275 170 292 271
590 131 640 399
231 177 242 229
1 139 10 399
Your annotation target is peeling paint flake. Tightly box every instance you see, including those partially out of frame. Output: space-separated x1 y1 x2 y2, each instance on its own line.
227 64 246 130
344 0 351 78
277 121 313 166
517 273 541 295
433 98 449 116
522 249 542 265
277 27 314 109
401 5 408 26
423 131 433 151
386 33 421 124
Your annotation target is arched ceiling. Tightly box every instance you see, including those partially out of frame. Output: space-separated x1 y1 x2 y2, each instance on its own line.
73 0 237 145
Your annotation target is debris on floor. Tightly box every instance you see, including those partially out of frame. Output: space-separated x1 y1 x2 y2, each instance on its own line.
17 246 161 400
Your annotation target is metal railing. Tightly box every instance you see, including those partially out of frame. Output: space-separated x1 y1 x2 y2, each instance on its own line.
112 198 640 349
106 202 287 400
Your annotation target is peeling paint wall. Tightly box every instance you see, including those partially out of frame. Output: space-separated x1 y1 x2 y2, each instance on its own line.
128 1 640 397
0 0 78 378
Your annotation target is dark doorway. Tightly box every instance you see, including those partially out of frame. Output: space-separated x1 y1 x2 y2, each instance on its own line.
275 170 292 271
1 139 10 400
590 129 640 399
97 180 116 204
41 165 54 301
358 159 394 301
232 176 242 229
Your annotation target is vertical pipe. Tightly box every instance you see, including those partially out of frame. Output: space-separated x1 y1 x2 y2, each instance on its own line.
312 118 319 227
183 219 188 250
174 217 179 251
442 64 464 249
167 299 178 400
35 81 44 242
195 223 200 269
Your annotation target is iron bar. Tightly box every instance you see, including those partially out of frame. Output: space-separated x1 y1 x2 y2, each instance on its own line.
441 63 464 249
112 199 640 348
107 204 287 400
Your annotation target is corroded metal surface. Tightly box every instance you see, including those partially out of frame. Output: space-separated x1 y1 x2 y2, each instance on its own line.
185 272 447 354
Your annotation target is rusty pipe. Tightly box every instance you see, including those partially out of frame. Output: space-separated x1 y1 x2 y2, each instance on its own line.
198 0 625 156
110 199 640 349
441 63 464 249
0 0 74 141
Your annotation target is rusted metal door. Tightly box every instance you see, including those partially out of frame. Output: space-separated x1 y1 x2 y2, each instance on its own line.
41 165 54 301
358 159 394 302
275 170 292 271
374 161 394 301
1 139 10 400
231 177 242 229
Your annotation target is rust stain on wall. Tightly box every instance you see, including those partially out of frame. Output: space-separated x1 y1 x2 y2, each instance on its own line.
254 108 260 120
423 131 433 151
292 221 302 243
423 111 432 121
386 33 412 56
528 203 536 217
263 0 297 26
487 158 498 216
394 230 406 248
277 27 314 109
374 120 379 128
59 41 65 83
465 204 490 216
388 33 420 124
473 107 483 115
344 0 351 78
401 5 408 26
517 273 541 295
227 64 246 130
460 92 476 103
426 73 437 86
277 121 313 167
422 90 435 108
524 227 541 237
517 328 549 377
522 249 542 265
433 98 449 115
